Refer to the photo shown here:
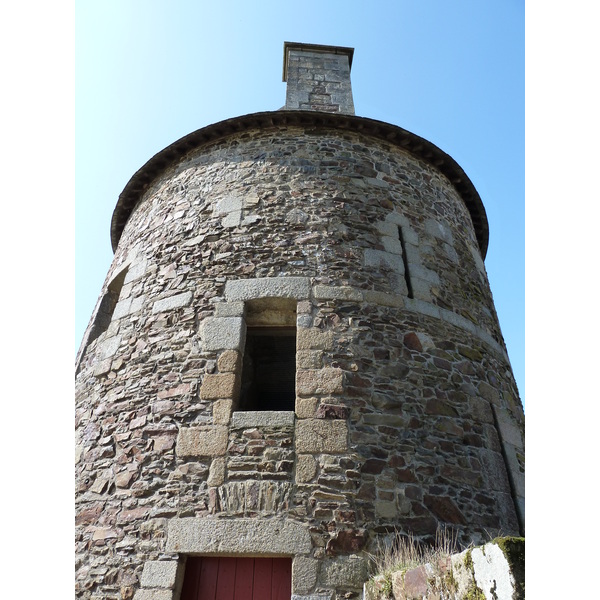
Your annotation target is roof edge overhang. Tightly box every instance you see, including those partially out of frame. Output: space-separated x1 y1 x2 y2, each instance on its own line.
110 111 489 257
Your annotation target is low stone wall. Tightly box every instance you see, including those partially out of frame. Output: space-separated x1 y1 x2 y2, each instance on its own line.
364 537 524 600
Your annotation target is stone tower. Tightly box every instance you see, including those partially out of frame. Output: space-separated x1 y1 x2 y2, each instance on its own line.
75 42 524 600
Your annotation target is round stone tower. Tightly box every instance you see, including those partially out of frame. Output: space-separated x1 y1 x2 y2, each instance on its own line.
75 42 524 600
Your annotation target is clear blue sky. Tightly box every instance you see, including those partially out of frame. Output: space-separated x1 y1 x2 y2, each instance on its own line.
8 3 600 596
76 0 525 402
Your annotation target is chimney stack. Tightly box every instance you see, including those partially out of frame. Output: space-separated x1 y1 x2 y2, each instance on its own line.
282 41 355 115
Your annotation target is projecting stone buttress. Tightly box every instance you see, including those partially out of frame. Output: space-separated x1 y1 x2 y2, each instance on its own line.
75 42 524 600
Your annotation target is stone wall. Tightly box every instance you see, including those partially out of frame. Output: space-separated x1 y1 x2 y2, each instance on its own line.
75 124 524 599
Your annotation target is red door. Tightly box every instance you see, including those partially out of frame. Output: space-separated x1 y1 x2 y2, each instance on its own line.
180 557 292 600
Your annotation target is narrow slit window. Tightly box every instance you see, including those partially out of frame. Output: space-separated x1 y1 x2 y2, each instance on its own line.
240 327 296 411
397 226 413 299
88 267 128 345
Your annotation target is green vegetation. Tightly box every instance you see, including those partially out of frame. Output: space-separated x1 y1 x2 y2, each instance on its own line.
367 532 524 599
493 536 525 599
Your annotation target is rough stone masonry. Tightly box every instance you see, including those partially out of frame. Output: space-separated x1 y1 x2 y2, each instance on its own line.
75 42 524 600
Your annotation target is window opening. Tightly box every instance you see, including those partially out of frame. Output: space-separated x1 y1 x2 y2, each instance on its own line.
240 327 296 412
88 267 128 345
397 226 413 299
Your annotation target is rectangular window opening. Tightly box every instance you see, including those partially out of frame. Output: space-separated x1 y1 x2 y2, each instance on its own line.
240 326 297 412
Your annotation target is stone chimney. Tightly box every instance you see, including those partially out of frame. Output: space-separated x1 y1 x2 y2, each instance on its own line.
282 41 355 115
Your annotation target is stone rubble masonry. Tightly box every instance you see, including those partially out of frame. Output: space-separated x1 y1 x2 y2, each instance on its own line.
75 102 524 599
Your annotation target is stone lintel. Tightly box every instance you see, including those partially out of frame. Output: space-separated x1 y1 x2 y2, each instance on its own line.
166 517 312 556
224 277 310 302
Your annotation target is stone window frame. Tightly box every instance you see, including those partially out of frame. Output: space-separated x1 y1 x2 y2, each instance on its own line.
189 277 348 445
175 275 349 482
197 277 312 426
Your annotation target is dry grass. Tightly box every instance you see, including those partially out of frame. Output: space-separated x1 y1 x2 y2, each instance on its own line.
368 526 461 581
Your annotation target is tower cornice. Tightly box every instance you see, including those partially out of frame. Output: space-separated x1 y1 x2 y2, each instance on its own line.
110 110 489 257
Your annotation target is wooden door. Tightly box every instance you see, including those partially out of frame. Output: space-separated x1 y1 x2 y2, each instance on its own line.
180 556 292 600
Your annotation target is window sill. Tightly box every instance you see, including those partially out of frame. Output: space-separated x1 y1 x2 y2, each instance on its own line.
231 410 295 428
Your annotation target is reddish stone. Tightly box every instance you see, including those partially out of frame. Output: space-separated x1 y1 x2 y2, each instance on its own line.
462 433 484 447
404 486 422 500
157 382 191 399
346 372 371 388
334 509 356 523
357 483 376 500
403 332 423 352
441 465 481 486
91 527 120 541
316 403 349 419
115 469 136 488
389 455 406 468
208 487 220 513
325 528 367 555
400 516 438 535
395 468 417 482
403 565 429 598
76 502 104 525
433 357 452 371
425 398 458 417
361 458 387 474
153 435 176 452
424 495 466 525
116 506 149 524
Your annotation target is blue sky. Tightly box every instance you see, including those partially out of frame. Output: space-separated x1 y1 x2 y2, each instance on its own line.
76 0 525 401
6 2 600 596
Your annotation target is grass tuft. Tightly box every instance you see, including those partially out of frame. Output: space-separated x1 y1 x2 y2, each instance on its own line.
367 526 462 598
368 526 460 578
